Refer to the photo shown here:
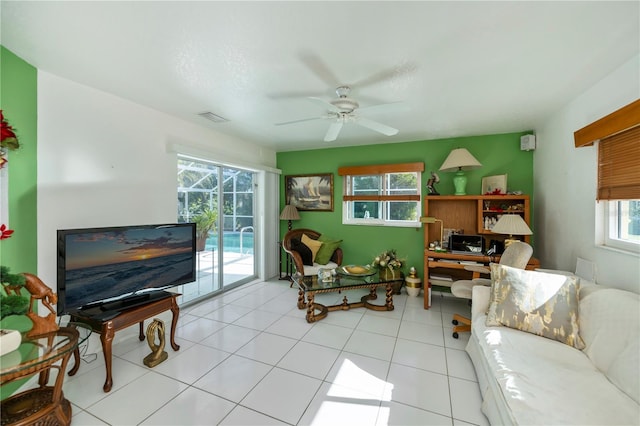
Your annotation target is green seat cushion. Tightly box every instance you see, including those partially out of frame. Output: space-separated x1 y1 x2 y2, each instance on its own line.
315 235 342 265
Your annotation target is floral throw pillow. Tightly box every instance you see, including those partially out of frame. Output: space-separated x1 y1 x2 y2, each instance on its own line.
486 264 585 349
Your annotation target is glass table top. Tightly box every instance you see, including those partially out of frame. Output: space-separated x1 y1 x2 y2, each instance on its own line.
293 271 402 291
0 323 91 379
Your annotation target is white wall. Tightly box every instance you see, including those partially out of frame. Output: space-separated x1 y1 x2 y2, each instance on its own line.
36 71 278 289
534 54 640 292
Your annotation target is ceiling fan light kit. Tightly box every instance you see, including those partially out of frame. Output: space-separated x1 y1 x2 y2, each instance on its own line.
275 83 402 142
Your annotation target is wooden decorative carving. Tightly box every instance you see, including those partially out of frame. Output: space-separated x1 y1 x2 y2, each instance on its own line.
23 273 59 338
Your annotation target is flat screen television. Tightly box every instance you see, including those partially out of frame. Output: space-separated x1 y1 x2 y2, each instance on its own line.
57 223 196 316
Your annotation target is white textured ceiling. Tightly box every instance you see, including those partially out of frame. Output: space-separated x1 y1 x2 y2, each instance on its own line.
1 1 638 152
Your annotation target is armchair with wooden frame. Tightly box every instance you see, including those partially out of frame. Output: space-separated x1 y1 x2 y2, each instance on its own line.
282 229 343 286
450 241 533 338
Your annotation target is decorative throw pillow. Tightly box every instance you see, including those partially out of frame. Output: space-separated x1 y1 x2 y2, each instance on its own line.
290 239 313 266
301 234 323 262
486 264 585 349
314 235 342 265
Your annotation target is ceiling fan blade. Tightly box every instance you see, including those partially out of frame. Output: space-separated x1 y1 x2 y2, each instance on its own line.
355 117 399 136
324 121 343 142
299 53 341 87
275 116 323 126
352 62 418 89
267 90 324 100
308 97 341 113
357 101 409 115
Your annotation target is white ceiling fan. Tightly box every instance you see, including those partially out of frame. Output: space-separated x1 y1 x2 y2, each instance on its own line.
275 85 401 142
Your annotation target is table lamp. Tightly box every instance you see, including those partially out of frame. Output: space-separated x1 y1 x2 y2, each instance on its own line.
420 216 444 251
279 204 300 231
491 214 532 247
439 148 482 195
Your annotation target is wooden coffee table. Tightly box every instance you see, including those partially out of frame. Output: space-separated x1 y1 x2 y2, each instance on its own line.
293 272 403 323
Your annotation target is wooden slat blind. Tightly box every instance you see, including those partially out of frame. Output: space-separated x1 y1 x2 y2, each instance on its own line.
598 125 640 200
342 195 421 202
338 162 424 176
339 162 424 203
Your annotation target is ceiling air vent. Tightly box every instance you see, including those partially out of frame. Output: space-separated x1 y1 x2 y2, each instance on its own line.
198 112 229 123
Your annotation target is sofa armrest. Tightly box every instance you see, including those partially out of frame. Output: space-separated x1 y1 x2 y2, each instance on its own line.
464 264 490 275
535 268 574 276
472 285 491 318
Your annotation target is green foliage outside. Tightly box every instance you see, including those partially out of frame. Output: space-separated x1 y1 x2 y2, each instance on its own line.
352 172 419 220
178 157 254 232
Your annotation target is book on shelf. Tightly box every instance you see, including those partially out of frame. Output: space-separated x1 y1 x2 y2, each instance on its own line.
429 274 453 281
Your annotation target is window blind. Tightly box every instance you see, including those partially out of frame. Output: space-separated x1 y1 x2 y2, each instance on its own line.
337 162 424 176
598 125 640 200
338 162 424 202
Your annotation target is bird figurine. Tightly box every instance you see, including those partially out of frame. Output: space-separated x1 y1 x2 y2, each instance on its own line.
426 171 440 195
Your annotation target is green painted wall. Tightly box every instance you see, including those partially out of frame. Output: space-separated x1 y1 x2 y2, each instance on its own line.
277 132 534 279
0 47 38 399
0 46 38 273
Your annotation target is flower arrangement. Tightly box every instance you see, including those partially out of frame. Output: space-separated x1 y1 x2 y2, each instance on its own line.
371 249 405 272
1 110 19 150
0 110 20 169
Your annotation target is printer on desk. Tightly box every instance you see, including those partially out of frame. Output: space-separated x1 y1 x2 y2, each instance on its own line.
448 234 484 255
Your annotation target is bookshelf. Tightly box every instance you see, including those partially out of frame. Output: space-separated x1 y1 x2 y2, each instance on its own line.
422 195 535 309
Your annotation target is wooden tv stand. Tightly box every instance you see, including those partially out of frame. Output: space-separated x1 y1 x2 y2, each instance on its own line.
70 292 181 392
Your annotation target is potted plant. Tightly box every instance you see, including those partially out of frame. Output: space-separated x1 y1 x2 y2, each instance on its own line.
371 249 406 294
193 207 217 252
0 266 28 320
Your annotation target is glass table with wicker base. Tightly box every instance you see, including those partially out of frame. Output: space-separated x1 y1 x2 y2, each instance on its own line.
293 272 403 323
0 325 91 426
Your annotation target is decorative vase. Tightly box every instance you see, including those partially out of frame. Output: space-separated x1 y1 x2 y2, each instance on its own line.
405 277 422 297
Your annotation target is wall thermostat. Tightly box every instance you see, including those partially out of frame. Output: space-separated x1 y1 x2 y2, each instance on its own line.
520 134 536 151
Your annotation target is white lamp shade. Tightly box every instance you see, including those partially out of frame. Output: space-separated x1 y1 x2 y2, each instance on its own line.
439 148 482 172
492 214 532 235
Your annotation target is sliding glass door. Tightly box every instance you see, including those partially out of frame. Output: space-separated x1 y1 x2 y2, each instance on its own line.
177 155 256 304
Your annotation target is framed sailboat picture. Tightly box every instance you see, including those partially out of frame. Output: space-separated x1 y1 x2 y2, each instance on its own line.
285 173 334 211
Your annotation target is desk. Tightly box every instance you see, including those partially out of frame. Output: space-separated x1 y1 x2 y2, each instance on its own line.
424 250 540 309
0 325 90 426
70 292 180 392
293 273 402 323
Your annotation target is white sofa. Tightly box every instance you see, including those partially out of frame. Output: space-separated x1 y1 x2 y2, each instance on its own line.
467 283 640 425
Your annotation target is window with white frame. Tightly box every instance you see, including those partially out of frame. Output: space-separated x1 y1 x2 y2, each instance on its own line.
604 199 640 253
339 162 424 227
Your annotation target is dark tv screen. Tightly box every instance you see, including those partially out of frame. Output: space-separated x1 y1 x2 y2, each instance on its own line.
57 223 196 315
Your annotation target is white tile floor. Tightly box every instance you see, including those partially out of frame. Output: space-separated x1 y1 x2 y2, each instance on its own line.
62 279 489 426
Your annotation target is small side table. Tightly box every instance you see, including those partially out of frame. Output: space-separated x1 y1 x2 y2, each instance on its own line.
0 325 91 426
70 292 180 392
